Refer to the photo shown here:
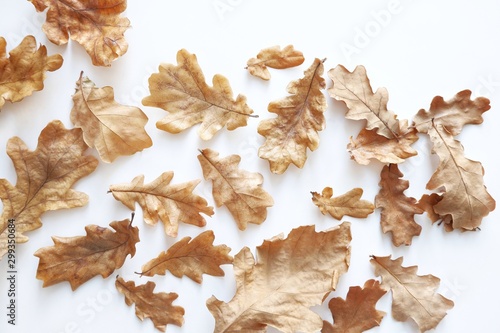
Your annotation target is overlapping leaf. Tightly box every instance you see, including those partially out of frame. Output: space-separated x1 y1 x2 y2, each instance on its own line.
246 45 304 80
311 187 374 220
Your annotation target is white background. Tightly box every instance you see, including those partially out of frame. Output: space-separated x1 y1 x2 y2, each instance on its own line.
1 1 499 332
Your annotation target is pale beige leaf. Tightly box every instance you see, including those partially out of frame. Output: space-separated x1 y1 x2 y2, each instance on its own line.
142 49 255 140
370 255 454 332
29 0 130 66
0 120 98 259
246 45 304 80
207 223 352 333
109 172 214 237
71 72 152 163
197 148 273 230
0 35 62 109
311 187 374 220
258 58 327 174
116 277 184 332
140 230 232 283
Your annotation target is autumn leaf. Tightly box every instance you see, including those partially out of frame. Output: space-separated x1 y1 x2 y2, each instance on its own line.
413 90 495 230
370 255 454 332
142 49 256 140
29 0 130 66
71 72 152 163
417 193 453 231
0 120 98 259
322 279 387 333
375 164 423 246
0 35 62 109
109 172 214 237
258 58 327 174
139 230 232 283
197 148 273 230
207 223 352 333
311 187 374 220
34 218 139 290
245 45 304 80
116 276 184 332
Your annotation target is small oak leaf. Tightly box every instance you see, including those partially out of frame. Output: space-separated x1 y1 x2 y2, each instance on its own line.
311 187 374 220
246 45 304 80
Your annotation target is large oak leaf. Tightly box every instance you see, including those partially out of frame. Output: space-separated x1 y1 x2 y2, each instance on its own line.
207 223 352 333
246 45 304 80
29 0 130 66
0 35 62 109
311 187 374 220
0 120 98 259
142 49 255 140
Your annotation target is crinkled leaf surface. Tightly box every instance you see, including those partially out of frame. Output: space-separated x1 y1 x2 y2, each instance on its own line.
311 187 374 220
0 35 62 109
0 120 98 259
207 223 352 333
246 45 304 80
143 49 255 140
35 218 139 290
71 72 152 163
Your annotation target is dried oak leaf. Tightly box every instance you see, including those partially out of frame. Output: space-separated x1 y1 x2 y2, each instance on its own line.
311 187 374 220
0 35 62 109
322 279 387 333
245 45 305 80
413 90 495 230
139 230 232 283
109 172 214 237
207 223 352 333
29 0 130 66
35 218 139 290
142 49 256 140
375 164 423 246
417 193 453 231
71 72 152 163
198 148 273 230
0 120 98 259
370 255 454 332
258 58 327 174
116 276 184 332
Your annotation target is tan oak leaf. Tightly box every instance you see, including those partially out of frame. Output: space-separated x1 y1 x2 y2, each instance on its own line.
417 193 453 231
207 223 352 333
142 49 256 140
311 187 374 220
71 72 152 163
246 45 304 80
109 172 214 237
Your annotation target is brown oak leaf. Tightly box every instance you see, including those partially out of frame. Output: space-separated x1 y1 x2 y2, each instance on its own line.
34 218 139 290
142 49 256 140
258 58 327 174
71 72 152 163
0 35 62 109
29 0 130 66
322 279 387 333
197 148 273 230
0 120 98 259
370 255 454 332
139 230 232 283
116 276 184 332
109 172 214 237
417 193 453 231
245 45 305 80
375 164 423 246
311 187 374 220
207 223 352 333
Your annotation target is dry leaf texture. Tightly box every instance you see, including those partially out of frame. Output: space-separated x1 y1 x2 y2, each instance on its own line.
0 35 62 109
29 0 130 66
322 279 387 333
311 187 374 220
198 148 273 230
371 255 454 332
246 45 304 80
109 172 214 237
0 120 98 259
71 72 152 163
417 193 453 231
143 49 255 140
140 230 233 283
375 164 423 246
258 58 327 174
35 218 139 290
207 223 352 333
116 277 184 332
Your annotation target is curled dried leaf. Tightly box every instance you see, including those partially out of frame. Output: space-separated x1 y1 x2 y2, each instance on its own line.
246 45 304 80
311 187 374 220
